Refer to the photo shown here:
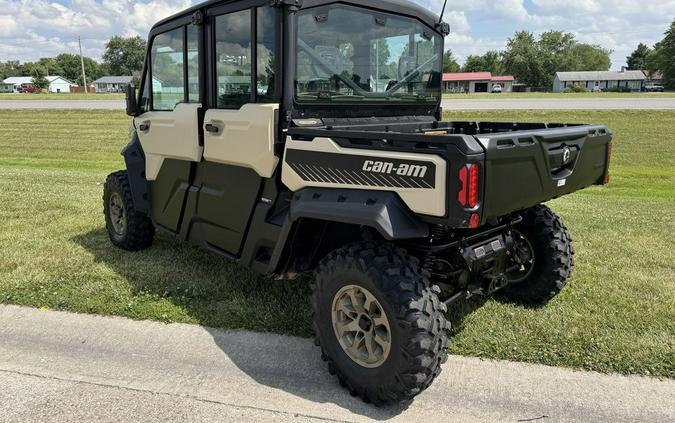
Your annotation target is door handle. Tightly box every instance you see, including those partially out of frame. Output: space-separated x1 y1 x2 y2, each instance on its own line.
138 121 150 132
205 123 220 134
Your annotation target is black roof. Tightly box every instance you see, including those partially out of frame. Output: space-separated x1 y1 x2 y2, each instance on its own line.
152 0 444 33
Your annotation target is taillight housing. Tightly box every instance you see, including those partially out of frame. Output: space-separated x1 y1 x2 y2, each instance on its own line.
458 164 480 208
603 143 612 185
458 166 468 205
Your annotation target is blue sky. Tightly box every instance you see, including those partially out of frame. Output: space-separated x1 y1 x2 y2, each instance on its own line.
0 0 673 70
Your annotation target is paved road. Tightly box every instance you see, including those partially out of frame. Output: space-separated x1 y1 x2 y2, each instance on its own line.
1 305 673 422
441 97 675 110
1 98 675 110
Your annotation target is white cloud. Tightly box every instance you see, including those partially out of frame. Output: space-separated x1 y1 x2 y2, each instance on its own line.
0 0 672 71
0 0 192 62
413 0 675 69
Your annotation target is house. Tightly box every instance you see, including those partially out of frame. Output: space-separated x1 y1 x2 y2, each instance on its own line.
553 70 647 92
0 82 14 93
442 72 515 93
2 76 75 93
92 76 133 93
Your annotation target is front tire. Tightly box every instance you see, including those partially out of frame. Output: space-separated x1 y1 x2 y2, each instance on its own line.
311 242 450 404
500 204 574 305
103 171 154 251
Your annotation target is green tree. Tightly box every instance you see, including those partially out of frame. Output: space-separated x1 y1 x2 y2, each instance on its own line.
54 54 102 85
0 61 23 80
442 50 461 73
503 30 610 87
462 55 486 72
34 57 64 76
371 38 393 79
30 66 49 92
502 31 544 87
103 36 147 76
572 43 611 71
626 43 652 70
538 31 576 84
650 20 675 89
481 51 505 75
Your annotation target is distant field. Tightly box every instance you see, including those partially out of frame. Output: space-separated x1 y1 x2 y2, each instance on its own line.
0 109 673 378
443 92 675 99
0 93 124 100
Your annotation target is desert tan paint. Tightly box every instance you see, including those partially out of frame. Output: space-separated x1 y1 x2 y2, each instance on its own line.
282 137 447 217
203 104 279 178
134 103 203 181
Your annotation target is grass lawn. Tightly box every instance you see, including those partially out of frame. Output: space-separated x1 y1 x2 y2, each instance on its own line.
0 109 673 378
442 92 675 99
0 93 124 100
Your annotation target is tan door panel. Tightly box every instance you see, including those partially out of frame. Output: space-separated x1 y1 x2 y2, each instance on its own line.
134 103 203 181
203 104 279 178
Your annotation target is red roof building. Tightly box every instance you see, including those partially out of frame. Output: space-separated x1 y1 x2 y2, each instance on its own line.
442 72 515 93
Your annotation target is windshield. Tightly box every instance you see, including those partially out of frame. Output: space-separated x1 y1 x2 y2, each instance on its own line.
295 4 442 104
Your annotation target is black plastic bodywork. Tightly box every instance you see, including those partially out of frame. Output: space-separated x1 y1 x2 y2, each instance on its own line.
121 133 150 214
289 188 429 240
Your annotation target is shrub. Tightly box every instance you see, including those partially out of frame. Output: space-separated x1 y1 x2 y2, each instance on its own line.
562 83 588 93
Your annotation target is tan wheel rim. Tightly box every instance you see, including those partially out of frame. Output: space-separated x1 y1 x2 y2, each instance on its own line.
109 192 127 236
331 285 391 368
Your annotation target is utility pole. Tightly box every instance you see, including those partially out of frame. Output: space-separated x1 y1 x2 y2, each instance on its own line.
78 36 88 94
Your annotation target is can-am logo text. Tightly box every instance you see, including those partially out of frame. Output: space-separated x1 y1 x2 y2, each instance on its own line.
362 160 428 178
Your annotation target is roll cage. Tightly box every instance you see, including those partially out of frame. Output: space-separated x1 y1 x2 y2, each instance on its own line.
136 0 450 123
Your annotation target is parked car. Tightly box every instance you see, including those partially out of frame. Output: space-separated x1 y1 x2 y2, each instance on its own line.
492 83 502 93
18 84 37 94
644 84 665 92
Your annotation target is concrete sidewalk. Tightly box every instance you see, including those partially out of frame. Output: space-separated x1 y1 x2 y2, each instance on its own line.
0 305 673 422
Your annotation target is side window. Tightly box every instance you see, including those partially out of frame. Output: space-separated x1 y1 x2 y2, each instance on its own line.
256 7 276 102
187 25 200 103
151 27 185 111
215 10 252 109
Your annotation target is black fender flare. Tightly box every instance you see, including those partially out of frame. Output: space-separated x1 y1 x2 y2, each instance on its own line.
288 188 429 240
121 131 151 215
265 188 429 274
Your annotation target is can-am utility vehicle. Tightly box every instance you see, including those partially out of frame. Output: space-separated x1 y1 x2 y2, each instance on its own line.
105 0 612 404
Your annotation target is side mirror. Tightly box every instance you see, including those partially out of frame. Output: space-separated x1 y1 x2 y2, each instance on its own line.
126 84 140 117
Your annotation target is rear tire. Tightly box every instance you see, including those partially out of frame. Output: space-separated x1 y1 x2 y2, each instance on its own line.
500 204 574 305
311 242 450 404
103 171 154 251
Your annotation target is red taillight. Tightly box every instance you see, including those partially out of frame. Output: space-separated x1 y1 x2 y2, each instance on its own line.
470 213 480 228
458 166 468 206
603 143 612 185
458 164 481 208
468 164 480 208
